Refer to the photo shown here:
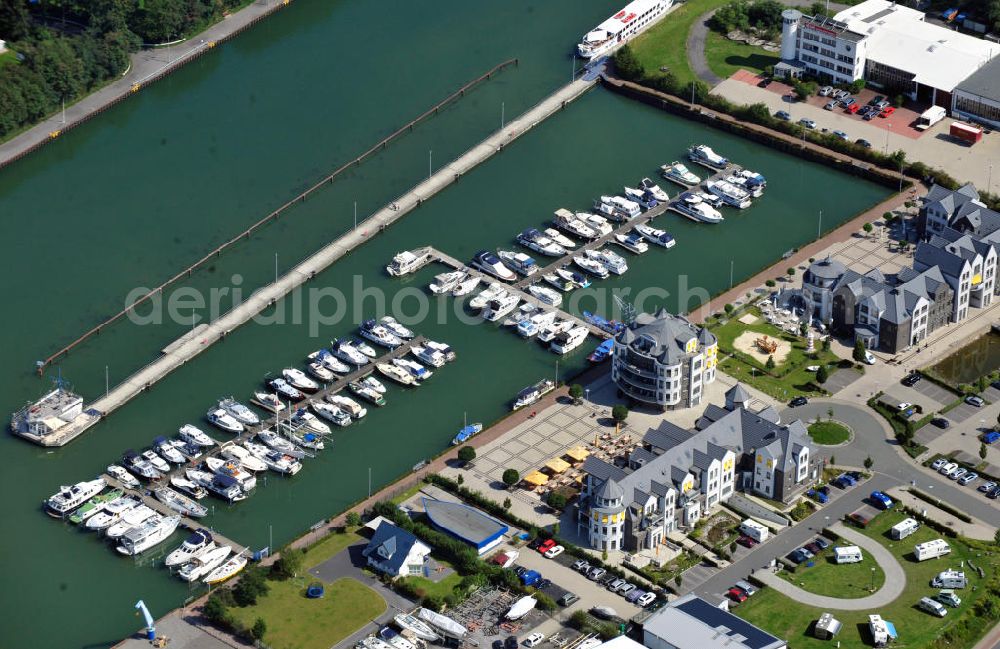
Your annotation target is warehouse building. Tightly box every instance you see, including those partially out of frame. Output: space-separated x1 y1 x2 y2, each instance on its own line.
422 498 508 554
643 594 786 649
952 56 1000 129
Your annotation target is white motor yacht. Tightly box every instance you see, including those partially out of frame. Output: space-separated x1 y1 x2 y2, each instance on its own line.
429 270 465 294
555 267 591 288
598 195 642 219
326 394 368 419
154 487 208 518
393 614 439 642
206 408 245 434
551 326 589 354
696 190 723 207
585 248 628 275
638 177 670 202
153 436 186 464
282 368 320 392
106 464 141 490
289 408 332 435
543 228 577 249
469 282 505 310
425 340 455 362
359 320 403 348
573 255 609 279
168 438 203 462
85 495 140 531
220 442 269 472
165 529 215 567
306 359 336 383
527 284 563 307
45 478 106 518
635 223 676 248
538 318 574 343
471 250 517 281
308 349 352 374
349 381 387 407
660 161 700 186
377 362 419 386
620 187 658 211
451 275 481 297
705 179 751 209
359 375 387 393
410 344 447 368
178 545 231 582
251 391 285 413
169 475 208 500
482 293 520 322
512 379 556 410
312 402 353 428
675 193 724 223
245 440 303 475
542 273 574 292
186 469 246 502
141 449 171 474
329 338 371 366
517 311 557 338
117 514 181 556
578 212 613 236
122 450 162 480
392 357 433 381
553 208 598 239
351 339 378 358
613 231 649 254
218 397 260 426
380 316 415 340
688 144 729 170
205 457 258 491
726 173 763 198
516 228 566 257
497 250 539 276
256 429 302 456
385 250 426 276
106 505 158 539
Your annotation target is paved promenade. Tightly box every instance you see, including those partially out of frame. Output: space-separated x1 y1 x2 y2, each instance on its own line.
0 0 291 170
751 522 906 610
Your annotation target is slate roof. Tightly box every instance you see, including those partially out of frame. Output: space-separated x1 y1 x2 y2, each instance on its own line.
617 308 715 366
362 522 428 575
805 256 847 281
956 56 1000 102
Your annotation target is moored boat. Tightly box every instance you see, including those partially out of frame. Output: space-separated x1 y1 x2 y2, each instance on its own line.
392 357 433 382
203 549 249 584
308 349 352 375
613 231 649 254
516 228 566 257
452 422 483 445
377 362 419 386
705 179 751 209
205 457 258 491
635 223 676 248
660 161 700 186
359 320 403 348
588 338 615 362
282 368 319 392
289 408 332 435
68 488 124 524
497 250 539 277
122 450 162 480
251 390 286 413
410 344 447 368
326 394 368 419
584 248 628 275
551 326 589 355
471 250 517 282
393 613 440 642
170 475 208 500
165 529 215 567
573 255 609 279
153 436 186 464
155 487 208 518
527 284 563 307
512 379 556 410
674 193 724 223
380 316 415 340
206 408 245 434
555 267 590 289
469 282 506 310
312 402 353 428
178 545 231 582
85 495 140 531
386 250 428 276
429 270 466 295
688 144 729 170
106 464 141 489
330 338 371 366
451 275 481 297
218 397 260 426
482 293 520 322
219 442 269 472
552 208 597 240
543 228 577 249
245 440 303 475
349 381 387 407
116 514 181 556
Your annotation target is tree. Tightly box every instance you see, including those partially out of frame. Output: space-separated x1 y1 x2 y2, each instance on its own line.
799 321 808 336
503 497 512 509
816 365 829 384
982 442 989 461
270 548 304 581
547 492 567 510
787 267 796 277
612 404 629 432
848 79 866 94
613 44 645 81
345 511 362 527
864 456 874 470
458 446 476 464
995 527 1000 547
765 279 776 287
829 455 836 466
502 468 520 488
765 355 776 370
234 567 269 606
821 337 831 352
724 303 735 315
203 593 229 622
863 222 873 237
569 384 584 404
456 474 464 485
674 574 683 588
251 617 267 641
853 339 867 362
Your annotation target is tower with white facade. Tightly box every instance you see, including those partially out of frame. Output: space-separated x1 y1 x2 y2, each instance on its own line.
780 9 802 61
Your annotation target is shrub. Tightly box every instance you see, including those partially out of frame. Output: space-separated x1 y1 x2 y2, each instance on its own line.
458 446 477 464
816 365 829 384
535 591 558 611
547 491 568 510
765 279 775 287
569 384 584 402
502 468 520 487
204 593 230 622
270 548 304 580
345 511 362 527
233 567 269 607
422 594 446 612
251 617 267 641
853 339 867 362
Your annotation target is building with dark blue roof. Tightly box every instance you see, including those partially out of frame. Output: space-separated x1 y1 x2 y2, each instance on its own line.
422 498 508 554
643 594 786 649
362 521 431 578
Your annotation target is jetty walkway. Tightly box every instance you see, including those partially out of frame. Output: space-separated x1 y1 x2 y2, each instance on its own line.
33 76 597 447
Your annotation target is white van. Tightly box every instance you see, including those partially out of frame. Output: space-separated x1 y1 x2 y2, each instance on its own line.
890 518 920 540
931 570 967 589
739 519 769 543
914 539 951 562
919 597 948 617
834 546 863 564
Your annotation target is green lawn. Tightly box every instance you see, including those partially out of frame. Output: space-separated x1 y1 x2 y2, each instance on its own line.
629 0 733 86
399 570 462 600
703 30 779 80
710 307 843 401
0 50 16 68
302 530 366 570
780 546 885 597
807 421 852 445
737 511 1000 649
228 577 385 649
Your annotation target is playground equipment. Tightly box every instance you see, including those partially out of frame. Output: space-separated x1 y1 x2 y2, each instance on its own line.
755 335 779 354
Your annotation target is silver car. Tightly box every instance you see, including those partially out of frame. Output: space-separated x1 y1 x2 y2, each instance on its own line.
958 472 978 486
950 467 968 481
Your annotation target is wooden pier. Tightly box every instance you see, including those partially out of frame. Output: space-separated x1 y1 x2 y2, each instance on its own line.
29 75 597 447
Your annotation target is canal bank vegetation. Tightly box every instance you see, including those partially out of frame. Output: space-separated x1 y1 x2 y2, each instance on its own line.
0 0 254 141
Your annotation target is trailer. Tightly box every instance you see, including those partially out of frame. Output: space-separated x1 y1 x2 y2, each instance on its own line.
915 106 947 131
890 518 920 540
951 122 983 145
931 569 967 589
914 538 951 562
739 519 770 543
835 546 864 564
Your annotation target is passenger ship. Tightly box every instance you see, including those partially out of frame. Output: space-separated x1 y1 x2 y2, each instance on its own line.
577 0 672 60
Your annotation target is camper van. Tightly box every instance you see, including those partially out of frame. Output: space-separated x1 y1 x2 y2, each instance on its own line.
834 546 863 564
932 570 967 589
914 539 951 562
868 614 891 647
918 597 948 617
739 519 769 543
890 518 920 540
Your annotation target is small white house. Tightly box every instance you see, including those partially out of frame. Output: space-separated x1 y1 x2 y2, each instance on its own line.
362 522 431 578
890 518 920 540
739 519 769 543
914 539 951 562
834 546 863 564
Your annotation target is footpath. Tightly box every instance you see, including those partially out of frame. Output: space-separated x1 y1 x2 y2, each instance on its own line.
0 0 291 170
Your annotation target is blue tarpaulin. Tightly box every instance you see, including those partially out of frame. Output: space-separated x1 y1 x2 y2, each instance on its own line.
885 621 898 639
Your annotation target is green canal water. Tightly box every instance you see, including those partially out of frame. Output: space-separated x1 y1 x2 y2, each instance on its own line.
930 332 1000 385
0 1 889 647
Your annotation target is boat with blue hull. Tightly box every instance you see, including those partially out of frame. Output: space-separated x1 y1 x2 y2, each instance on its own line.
452 423 483 445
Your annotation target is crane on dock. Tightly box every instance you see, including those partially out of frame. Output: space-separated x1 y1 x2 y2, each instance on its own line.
135 600 155 642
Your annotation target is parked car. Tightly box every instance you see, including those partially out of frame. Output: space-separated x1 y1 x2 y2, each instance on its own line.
950 467 968 481
514 566 528 577
808 488 829 504
572 559 590 572
775 110 791 120
833 130 849 140
588 567 606 581
896 402 913 411
902 372 922 386
856 138 873 148
965 395 985 407
735 580 758 596
932 417 951 429
959 472 978 486
833 89 850 99
979 481 997 493
506 637 519 649
983 431 1000 444
625 588 645 603
799 118 817 129
880 106 895 117
988 485 1000 499
864 350 877 365
939 462 958 476
931 458 948 470
805 541 823 554
737 535 757 548
819 86 834 96
875 100 891 110
845 102 860 113
544 545 565 558
537 578 552 589
869 95 887 106
727 587 748 603
842 97 857 107
814 537 831 550
559 592 580 607
619 583 636 596
608 578 625 592
790 396 809 407
936 590 962 607
494 640 505 649
870 491 894 509
524 633 545 648
824 100 839 110
758 77 773 87
637 591 657 607
537 538 557 554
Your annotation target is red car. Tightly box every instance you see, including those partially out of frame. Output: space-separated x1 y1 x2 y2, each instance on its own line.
737 535 757 548
727 587 748 603
845 102 860 114
880 106 895 117
537 538 557 554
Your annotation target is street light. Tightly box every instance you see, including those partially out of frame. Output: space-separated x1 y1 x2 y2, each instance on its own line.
870 566 876 591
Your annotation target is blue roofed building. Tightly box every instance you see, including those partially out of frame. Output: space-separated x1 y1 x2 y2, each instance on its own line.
422 498 509 554
362 521 432 578
643 593 786 649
